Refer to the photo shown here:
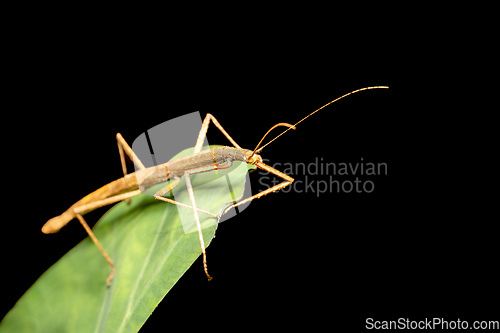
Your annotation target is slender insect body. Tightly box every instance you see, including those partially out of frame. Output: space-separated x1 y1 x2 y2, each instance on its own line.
167 146 252 174
43 147 260 234
136 147 256 192
42 86 389 285
42 175 139 234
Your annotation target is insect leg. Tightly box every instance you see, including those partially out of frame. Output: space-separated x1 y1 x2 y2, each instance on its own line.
70 190 142 286
153 177 218 218
219 162 294 217
194 113 241 153
184 171 213 281
117 133 145 204
155 162 234 280
75 213 115 286
74 190 142 215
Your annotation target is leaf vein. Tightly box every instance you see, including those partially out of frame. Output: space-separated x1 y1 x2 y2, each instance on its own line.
116 206 169 333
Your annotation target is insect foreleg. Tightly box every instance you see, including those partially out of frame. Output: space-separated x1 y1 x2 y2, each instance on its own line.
218 162 294 217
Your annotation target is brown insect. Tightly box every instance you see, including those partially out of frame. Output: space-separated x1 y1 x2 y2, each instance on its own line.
43 86 389 285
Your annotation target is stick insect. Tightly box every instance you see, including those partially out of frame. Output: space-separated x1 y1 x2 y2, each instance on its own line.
42 86 389 286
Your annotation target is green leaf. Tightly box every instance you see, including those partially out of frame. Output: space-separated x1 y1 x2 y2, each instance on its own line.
0 146 254 333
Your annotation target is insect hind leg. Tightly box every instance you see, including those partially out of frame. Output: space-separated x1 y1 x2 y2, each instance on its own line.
75 213 115 286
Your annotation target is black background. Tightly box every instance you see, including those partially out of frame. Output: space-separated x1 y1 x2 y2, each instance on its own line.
2 17 497 332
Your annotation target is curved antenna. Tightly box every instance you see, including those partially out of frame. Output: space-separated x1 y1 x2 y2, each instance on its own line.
254 86 389 154
251 123 296 156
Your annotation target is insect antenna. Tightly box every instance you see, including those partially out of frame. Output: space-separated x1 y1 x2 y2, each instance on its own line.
251 86 389 156
251 122 296 157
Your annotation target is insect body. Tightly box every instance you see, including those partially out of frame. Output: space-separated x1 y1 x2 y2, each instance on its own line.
136 147 261 192
43 86 388 285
